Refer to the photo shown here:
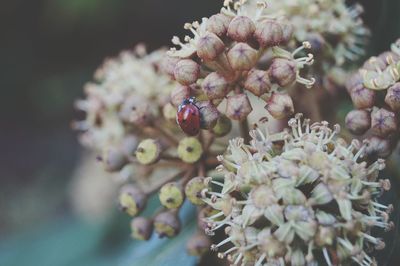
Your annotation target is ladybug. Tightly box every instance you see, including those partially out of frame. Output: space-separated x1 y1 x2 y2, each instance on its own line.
176 97 201 136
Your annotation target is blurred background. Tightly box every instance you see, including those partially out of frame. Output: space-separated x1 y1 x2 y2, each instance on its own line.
1 0 400 265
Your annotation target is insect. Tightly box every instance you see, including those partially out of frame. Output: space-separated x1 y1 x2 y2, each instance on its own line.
176 97 201 136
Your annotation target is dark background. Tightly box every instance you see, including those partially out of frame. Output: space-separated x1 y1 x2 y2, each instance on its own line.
0 0 399 265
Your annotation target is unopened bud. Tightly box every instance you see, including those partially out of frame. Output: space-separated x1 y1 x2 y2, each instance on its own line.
365 136 392 158
371 108 397 137
349 85 376 109
244 69 271 96
225 94 253 120
227 42 258 71
212 115 232 137
120 135 138 157
171 85 191 107
185 177 209 205
118 185 147 217
119 96 152 125
178 137 203 163
227 16 255 42
385 83 400 111
197 101 220 129
207 13 232 37
265 93 294 119
268 58 296 87
202 72 230 100
254 19 284 47
160 56 180 78
197 32 225 61
174 59 200 86
136 139 162 165
186 232 211 256
154 210 181 238
131 217 153 240
101 147 126 172
163 103 178 122
345 109 371 135
159 182 185 209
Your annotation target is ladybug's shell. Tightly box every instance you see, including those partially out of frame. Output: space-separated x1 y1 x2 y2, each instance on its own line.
176 103 200 136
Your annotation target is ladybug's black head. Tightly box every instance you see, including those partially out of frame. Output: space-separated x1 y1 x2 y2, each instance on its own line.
182 97 196 105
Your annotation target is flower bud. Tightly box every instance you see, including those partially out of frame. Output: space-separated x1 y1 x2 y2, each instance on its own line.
365 136 392 158
212 115 232 137
254 19 284 47
154 210 181 238
385 83 400 111
349 85 376 109
101 147 126 172
207 13 232 36
362 56 387 71
197 32 225 61
160 55 180 78
174 59 200 86
163 103 178 122
202 72 230 100
244 69 271 96
178 137 203 163
119 96 152 125
268 58 296 87
131 217 153 240
136 139 162 165
227 16 255 42
196 101 220 129
345 109 371 135
280 22 294 44
118 185 147 217
120 135 138 157
345 72 363 94
186 232 211 256
265 93 294 119
227 42 258 71
159 182 185 209
371 108 397 137
225 94 253 120
171 85 191 107
185 177 209 205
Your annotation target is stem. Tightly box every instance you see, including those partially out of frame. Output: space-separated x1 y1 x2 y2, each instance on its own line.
143 169 188 194
239 118 250 143
152 123 179 146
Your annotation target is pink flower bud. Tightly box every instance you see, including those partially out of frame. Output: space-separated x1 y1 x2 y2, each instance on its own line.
254 19 284 47
174 59 200 85
365 136 392 158
268 58 296 87
244 69 271 96
371 108 397 137
227 16 256 42
160 56 180 78
170 85 191 107
385 83 400 111
197 32 225 61
345 109 371 135
225 94 253 120
202 72 230 100
265 93 294 119
207 13 232 37
197 101 220 129
349 85 376 109
227 42 258 71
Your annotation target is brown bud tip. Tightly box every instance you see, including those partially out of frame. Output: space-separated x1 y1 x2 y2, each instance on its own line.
227 42 258 71
153 211 181 238
186 232 211 256
131 217 153 240
207 13 232 37
171 85 191 107
265 93 294 119
244 69 271 96
225 94 253 121
196 101 220 129
196 32 225 61
345 109 371 135
371 108 397 137
227 15 255 42
202 72 230 100
254 19 284 47
349 85 376 109
174 59 200 86
102 147 126 172
268 58 296 87
160 56 180 78
385 83 400 111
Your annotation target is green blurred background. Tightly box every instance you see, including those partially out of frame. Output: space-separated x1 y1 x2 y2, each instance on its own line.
0 0 399 265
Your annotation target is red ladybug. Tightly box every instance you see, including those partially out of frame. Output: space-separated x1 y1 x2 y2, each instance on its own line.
176 97 201 136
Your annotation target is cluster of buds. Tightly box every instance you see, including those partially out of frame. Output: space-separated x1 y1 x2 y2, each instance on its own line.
73 45 237 255
345 39 400 158
264 0 370 66
165 0 315 122
203 114 393 266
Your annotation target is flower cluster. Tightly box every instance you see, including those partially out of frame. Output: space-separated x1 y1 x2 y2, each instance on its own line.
345 39 400 158
203 115 393 265
264 0 370 66
165 0 315 121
